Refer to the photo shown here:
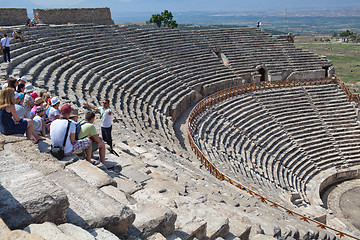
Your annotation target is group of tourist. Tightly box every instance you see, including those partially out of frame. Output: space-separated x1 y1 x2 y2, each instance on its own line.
0 76 114 168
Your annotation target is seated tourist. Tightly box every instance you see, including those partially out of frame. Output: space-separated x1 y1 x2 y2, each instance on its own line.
12 28 24 42
48 97 61 122
15 93 28 119
2 77 19 90
0 88 44 143
16 83 25 93
30 97 43 118
77 111 113 168
23 83 36 113
33 106 46 137
18 76 28 85
69 108 79 123
50 104 93 163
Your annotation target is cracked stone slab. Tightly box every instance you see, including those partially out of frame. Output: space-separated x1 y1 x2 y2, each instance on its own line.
46 169 135 236
0 149 69 229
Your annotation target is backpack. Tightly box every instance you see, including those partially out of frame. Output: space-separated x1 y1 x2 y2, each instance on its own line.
75 120 87 140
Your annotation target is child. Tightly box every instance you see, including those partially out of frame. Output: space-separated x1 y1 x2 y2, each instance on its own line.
33 106 46 137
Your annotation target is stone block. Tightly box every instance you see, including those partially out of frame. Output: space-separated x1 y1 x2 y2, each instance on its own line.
130 202 177 237
0 149 69 230
89 228 120 240
66 160 116 188
176 217 207 240
24 222 73 240
121 166 152 183
113 177 143 195
147 232 167 240
229 216 252 240
252 234 277 240
3 229 45 240
193 205 229 239
46 169 135 236
100 185 130 205
0 218 10 233
4 142 64 175
58 223 95 240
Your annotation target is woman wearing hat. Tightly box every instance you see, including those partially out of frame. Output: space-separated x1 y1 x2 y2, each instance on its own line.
33 106 46 136
23 83 36 113
0 88 44 143
30 97 43 118
15 92 28 119
48 97 60 122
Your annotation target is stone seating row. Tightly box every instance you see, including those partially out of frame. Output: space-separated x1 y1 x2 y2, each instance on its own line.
194 84 360 205
254 88 346 171
194 98 307 202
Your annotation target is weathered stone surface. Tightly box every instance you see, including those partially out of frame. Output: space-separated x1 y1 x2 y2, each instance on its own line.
176 218 207 240
4 141 64 175
249 224 265 239
0 8 28 26
3 229 45 240
193 205 229 239
273 225 281 239
46 169 135 236
58 223 95 240
24 222 73 240
113 177 143 195
89 228 120 240
130 202 177 237
66 160 116 188
147 232 167 240
229 216 252 240
165 233 183 240
0 218 10 233
100 185 130 205
0 149 69 229
33 8 114 25
252 234 278 240
121 166 152 183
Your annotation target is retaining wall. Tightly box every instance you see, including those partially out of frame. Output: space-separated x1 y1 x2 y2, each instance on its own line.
0 8 28 26
33 8 114 25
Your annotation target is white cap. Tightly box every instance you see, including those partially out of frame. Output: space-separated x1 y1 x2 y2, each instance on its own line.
20 76 28 83
24 83 36 93
51 97 60 106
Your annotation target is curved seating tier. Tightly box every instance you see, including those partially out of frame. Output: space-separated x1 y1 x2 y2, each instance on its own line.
4 25 343 204
194 84 360 204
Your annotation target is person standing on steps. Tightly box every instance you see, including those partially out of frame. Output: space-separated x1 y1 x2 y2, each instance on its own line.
1 34 13 63
83 99 114 152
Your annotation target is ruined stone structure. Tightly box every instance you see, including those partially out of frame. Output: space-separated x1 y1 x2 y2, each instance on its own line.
0 8 28 26
33 8 114 25
0 22 359 240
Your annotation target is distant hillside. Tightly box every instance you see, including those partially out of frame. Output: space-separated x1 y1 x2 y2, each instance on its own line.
113 9 360 34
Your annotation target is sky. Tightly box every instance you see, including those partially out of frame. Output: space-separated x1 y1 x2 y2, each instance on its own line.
3 0 360 13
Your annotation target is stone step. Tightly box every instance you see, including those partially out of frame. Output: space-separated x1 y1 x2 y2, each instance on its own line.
45 169 135 236
128 202 177 238
24 222 94 240
66 160 117 188
0 148 68 230
89 228 121 240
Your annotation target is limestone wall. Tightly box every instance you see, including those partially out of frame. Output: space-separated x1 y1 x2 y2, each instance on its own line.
0 8 28 26
33 8 114 25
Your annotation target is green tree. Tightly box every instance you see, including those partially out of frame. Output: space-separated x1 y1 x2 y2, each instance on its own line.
149 10 178 29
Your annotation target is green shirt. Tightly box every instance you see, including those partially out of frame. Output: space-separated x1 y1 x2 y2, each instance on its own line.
76 121 97 154
78 121 97 140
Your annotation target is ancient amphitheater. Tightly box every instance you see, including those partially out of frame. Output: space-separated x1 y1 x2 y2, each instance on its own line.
0 8 359 240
